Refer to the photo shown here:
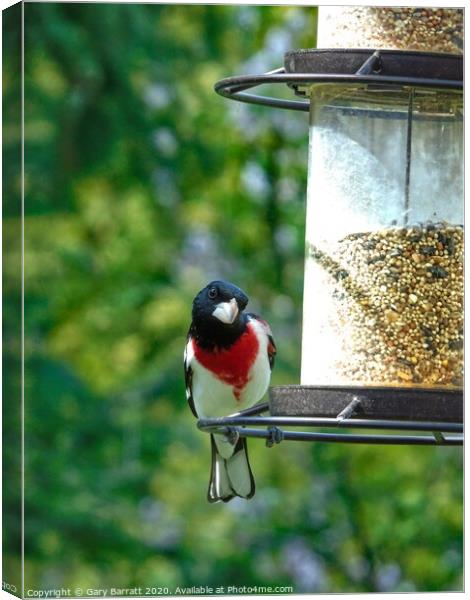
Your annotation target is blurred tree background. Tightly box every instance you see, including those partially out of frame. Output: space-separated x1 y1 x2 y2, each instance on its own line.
3 2 462 594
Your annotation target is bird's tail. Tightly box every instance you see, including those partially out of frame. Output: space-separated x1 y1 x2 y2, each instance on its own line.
207 434 255 503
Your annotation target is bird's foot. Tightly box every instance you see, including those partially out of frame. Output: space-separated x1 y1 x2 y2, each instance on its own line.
223 427 239 446
266 426 284 448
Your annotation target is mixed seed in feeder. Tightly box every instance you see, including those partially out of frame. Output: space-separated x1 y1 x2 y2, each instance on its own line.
318 7 463 54
308 223 463 388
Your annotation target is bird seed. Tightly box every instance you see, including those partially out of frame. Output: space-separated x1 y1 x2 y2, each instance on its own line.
307 223 463 388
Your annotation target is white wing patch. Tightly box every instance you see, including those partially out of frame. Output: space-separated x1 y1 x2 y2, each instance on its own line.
184 336 195 367
184 337 195 400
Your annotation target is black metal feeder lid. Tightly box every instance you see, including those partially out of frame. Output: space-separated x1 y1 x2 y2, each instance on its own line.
214 48 463 112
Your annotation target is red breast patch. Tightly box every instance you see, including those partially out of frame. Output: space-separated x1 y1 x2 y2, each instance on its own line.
193 323 259 401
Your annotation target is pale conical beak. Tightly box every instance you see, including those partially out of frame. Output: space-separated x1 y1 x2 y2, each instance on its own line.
212 298 239 325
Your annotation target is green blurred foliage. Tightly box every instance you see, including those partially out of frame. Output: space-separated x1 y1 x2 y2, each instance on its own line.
3 2 462 593
3 2 23 591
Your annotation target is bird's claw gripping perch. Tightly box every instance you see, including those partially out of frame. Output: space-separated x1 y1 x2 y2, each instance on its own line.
225 427 240 446
266 426 284 447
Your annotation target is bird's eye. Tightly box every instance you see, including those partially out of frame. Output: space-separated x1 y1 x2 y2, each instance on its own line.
208 287 217 299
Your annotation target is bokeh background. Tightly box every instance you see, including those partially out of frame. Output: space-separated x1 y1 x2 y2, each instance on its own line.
3 2 462 594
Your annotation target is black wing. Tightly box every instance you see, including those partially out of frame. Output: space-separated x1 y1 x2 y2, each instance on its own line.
246 313 276 370
267 332 277 370
184 331 198 418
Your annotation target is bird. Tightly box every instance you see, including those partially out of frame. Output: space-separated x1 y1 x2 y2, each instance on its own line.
184 280 276 503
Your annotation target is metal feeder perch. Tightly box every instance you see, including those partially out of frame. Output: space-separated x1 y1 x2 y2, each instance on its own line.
198 49 463 446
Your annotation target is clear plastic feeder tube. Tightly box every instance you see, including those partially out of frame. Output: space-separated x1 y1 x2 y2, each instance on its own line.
301 83 463 389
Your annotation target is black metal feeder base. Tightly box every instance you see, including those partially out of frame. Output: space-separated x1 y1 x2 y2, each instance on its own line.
197 386 463 446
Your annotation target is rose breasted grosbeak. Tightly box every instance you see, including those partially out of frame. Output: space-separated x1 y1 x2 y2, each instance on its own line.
184 280 276 503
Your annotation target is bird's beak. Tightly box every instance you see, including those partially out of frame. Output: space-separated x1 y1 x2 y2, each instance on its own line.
212 298 239 325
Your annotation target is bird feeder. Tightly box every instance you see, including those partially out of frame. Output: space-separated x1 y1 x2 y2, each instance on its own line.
199 35 463 445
